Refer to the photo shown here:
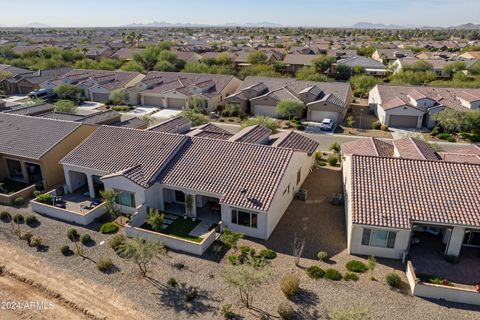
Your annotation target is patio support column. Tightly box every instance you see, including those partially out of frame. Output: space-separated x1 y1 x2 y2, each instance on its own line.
20 161 29 184
446 227 465 257
64 170 73 193
86 175 95 199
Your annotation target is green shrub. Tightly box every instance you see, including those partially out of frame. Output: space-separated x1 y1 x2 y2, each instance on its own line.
280 274 300 298
20 232 33 243
371 121 381 130
385 272 401 288
436 132 451 140
227 254 242 265
306 266 325 279
109 234 127 250
324 268 343 281
431 126 441 136
0 211 11 222
277 302 295 320
33 190 42 198
344 272 359 282
167 277 177 287
259 248 277 259
240 245 255 256
13 214 24 224
13 197 25 206
96 256 113 272
327 155 338 166
67 228 78 241
381 124 389 131
25 215 37 226
100 222 119 234
30 236 43 247
173 262 185 270
80 234 91 245
221 304 234 319
317 251 328 261
60 245 70 255
314 151 322 161
447 136 456 142
295 124 305 131
345 260 369 273
36 193 53 204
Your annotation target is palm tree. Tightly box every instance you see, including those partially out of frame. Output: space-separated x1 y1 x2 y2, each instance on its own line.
264 33 270 46
135 33 143 47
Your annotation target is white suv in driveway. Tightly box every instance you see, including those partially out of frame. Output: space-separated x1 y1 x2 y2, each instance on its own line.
319 118 334 131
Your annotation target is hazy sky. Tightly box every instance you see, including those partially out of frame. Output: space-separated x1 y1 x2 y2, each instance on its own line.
0 0 478 27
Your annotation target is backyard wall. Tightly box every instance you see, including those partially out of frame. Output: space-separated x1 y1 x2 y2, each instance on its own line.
0 184 36 205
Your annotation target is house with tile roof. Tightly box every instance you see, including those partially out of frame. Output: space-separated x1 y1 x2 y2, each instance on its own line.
59 125 318 240
342 138 480 260
41 69 145 104
368 84 480 128
225 76 352 123
4 67 72 95
334 56 388 76
128 71 242 111
0 113 97 191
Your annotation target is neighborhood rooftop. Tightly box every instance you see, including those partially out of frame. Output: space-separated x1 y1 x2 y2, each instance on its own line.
350 155 480 229
0 113 82 159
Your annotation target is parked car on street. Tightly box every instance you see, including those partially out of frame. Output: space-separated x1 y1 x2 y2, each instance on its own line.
320 118 334 131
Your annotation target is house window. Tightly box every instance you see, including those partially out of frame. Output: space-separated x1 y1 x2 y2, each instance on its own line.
361 229 396 248
175 190 185 203
114 190 136 208
296 168 301 185
231 209 258 228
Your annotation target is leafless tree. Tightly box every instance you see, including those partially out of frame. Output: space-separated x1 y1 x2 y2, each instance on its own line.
291 233 305 267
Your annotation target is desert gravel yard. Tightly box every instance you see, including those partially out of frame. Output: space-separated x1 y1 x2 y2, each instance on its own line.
0 167 480 319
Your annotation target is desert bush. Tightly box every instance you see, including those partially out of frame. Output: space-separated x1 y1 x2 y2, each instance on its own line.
80 233 91 245
346 260 369 273
385 272 401 288
221 304 234 319
324 268 343 281
259 248 277 260
436 132 451 140
67 228 78 241
277 302 295 320
0 211 11 222
227 254 242 266
60 245 70 255
317 251 328 261
96 256 113 272
173 262 185 270
306 266 325 279
381 124 389 131
25 215 38 226
30 236 43 247
20 231 33 243
280 274 300 298
36 193 53 204
167 277 177 287
13 197 25 206
344 272 359 281
100 222 119 234
185 289 198 302
13 214 24 224
327 155 338 166
109 234 127 250
371 121 381 130
240 245 255 256
33 190 42 198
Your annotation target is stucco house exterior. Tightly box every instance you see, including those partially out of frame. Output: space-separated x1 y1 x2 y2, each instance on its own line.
342 137 480 260
0 113 96 190
369 84 480 128
41 69 145 103
127 72 242 112
60 124 318 239
4 67 72 95
225 76 352 122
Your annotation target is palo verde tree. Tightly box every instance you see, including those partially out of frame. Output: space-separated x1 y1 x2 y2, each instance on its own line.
119 237 166 277
276 100 305 120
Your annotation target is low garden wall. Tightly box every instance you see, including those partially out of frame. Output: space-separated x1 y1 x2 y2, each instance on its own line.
0 184 36 205
406 260 480 306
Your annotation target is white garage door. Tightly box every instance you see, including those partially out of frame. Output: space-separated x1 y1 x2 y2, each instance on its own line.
92 92 110 102
388 115 419 128
310 111 339 123
254 105 278 118
167 98 186 109
143 95 163 107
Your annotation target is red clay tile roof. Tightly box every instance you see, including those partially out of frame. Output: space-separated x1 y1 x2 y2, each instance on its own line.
270 131 319 155
393 138 440 160
438 153 480 164
187 123 233 140
228 125 271 144
148 116 192 133
341 137 394 157
350 155 480 229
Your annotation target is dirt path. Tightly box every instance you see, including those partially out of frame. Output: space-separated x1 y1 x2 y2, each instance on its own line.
0 241 150 320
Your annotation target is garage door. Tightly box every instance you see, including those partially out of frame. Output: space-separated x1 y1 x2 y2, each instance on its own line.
388 115 419 128
92 92 110 102
310 111 339 123
166 98 186 109
254 105 278 117
143 95 163 107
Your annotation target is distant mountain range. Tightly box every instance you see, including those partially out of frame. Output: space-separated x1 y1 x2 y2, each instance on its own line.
121 21 283 28
19 22 52 28
352 22 480 30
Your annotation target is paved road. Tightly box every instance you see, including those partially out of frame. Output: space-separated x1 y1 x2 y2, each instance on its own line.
213 122 471 153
